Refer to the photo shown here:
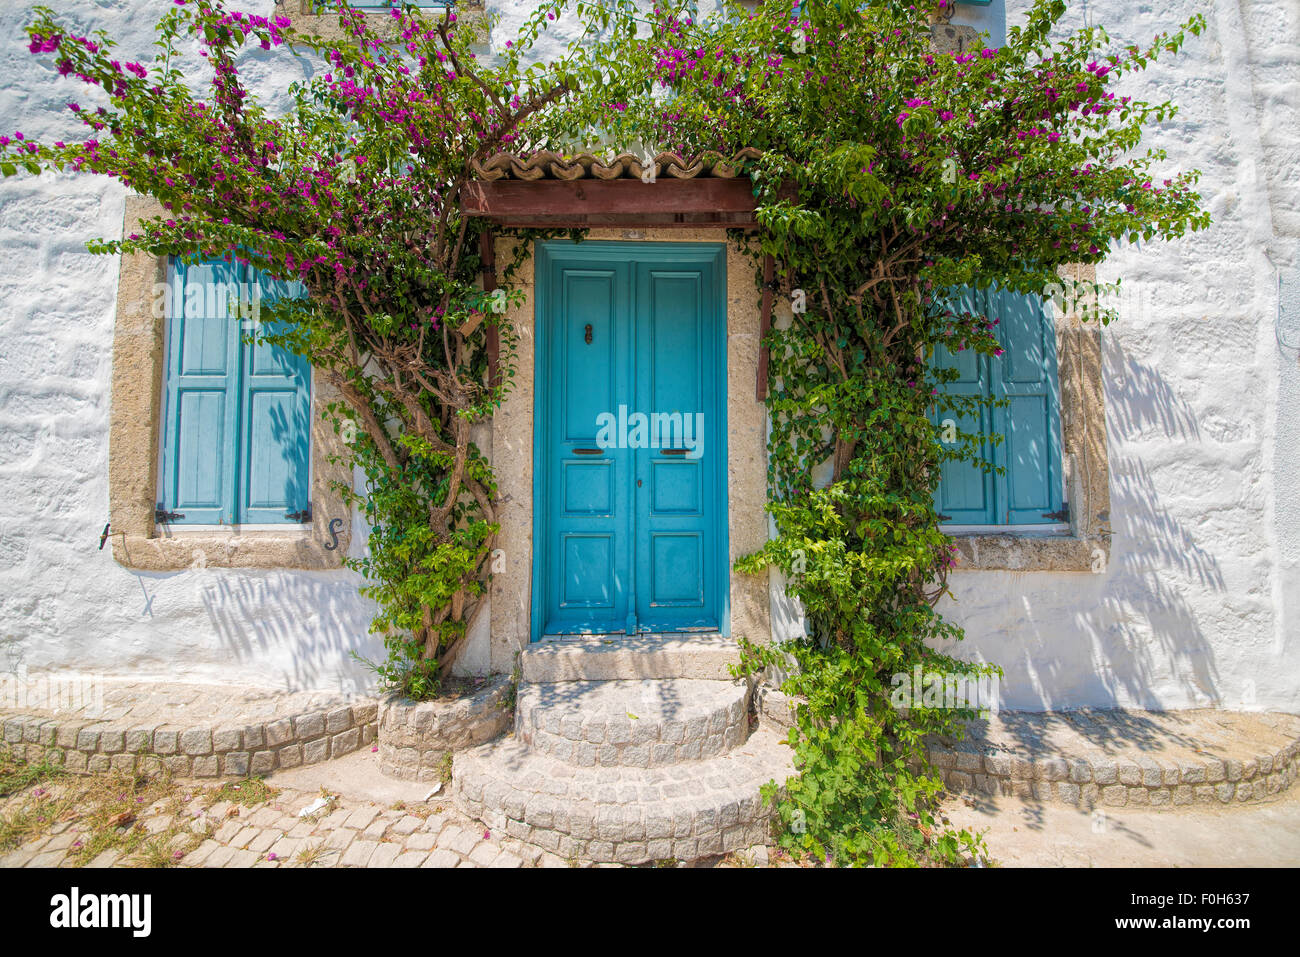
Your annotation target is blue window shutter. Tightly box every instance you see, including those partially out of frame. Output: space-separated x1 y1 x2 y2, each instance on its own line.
987 286 1064 524
161 258 241 524
931 285 996 524
237 271 311 524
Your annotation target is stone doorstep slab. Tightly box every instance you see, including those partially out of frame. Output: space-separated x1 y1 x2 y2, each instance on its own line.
929 709 1300 808
521 635 744 683
516 678 751 768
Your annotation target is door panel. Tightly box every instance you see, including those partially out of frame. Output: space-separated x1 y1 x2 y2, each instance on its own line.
535 243 727 639
561 534 616 608
542 261 632 634
634 263 721 631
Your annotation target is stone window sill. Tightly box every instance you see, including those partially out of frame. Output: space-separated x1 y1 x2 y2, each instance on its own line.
111 527 345 572
947 530 1110 573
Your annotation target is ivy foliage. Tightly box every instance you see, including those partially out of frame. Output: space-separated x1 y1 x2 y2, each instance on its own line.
581 0 1210 864
5 0 1210 864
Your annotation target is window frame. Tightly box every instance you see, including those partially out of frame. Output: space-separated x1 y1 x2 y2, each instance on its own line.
107 196 353 570
939 266 1113 572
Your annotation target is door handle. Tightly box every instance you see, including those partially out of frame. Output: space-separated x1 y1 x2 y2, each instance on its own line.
573 448 604 455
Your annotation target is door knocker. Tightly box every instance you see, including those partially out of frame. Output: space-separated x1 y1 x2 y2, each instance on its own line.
584 323 593 344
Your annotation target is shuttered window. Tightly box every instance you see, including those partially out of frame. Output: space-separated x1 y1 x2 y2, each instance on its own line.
931 286 1064 526
159 258 311 526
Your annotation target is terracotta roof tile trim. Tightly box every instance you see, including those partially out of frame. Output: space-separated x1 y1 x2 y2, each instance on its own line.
471 148 763 182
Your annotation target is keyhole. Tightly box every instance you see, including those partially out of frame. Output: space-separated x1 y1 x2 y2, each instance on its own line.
584 323 593 344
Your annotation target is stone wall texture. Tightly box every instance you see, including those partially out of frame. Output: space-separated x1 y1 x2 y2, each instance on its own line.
936 0 1300 712
0 0 1295 713
377 676 514 782
930 710 1300 808
0 700 378 778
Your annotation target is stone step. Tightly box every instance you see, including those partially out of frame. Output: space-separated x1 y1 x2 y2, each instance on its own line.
520 635 743 683
929 709 1300 809
516 678 750 767
454 726 793 864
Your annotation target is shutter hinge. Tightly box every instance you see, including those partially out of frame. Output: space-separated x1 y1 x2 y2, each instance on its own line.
155 505 185 524
286 504 312 523
1041 504 1070 523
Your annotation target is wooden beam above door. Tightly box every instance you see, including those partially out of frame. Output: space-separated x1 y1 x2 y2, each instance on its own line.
461 178 762 229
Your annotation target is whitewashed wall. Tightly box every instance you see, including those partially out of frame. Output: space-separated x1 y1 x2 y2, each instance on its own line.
0 1 1296 711
0 0 382 693
939 0 1300 712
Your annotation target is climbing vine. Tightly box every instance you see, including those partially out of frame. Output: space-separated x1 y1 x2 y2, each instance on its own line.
4 0 633 698
5 0 1211 864
583 0 1211 864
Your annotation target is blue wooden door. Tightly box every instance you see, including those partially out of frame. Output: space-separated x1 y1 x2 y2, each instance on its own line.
534 242 728 639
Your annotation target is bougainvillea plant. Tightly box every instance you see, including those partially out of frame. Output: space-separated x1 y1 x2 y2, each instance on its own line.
5 0 1211 866
3 0 637 697
575 0 1209 864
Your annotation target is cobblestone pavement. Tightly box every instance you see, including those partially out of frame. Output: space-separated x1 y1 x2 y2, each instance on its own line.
0 775 571 869
0 749 779 869
6 750 1296 868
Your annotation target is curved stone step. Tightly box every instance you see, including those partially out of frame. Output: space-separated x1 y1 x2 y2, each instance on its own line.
454 726 794 864
516 678 750 767
929 709 1300 808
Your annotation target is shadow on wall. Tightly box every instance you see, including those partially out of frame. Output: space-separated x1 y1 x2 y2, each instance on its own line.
1067 336 1224 708
197 571 381 695
942 336 1227 711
